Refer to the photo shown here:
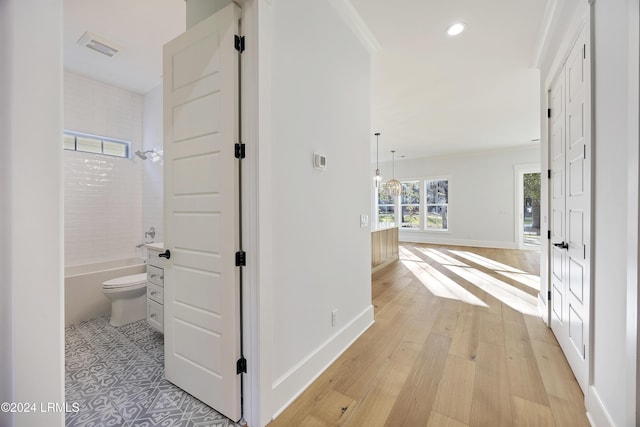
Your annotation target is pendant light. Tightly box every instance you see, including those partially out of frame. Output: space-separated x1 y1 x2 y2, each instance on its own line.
374 132 382 187
384 150 402 197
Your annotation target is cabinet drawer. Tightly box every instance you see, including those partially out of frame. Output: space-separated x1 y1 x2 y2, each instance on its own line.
147 283 164 304
147 265 164 286
147 249 164 268
147 299 163 333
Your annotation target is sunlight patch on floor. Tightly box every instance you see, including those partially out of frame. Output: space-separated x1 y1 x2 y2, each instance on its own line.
416 248 539 316
401 258 489 308
449 250 540 291
413 246 466 267
399 245 423 262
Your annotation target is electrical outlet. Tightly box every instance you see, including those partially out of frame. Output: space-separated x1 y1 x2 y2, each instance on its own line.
331 309 338 327
360 214 369 228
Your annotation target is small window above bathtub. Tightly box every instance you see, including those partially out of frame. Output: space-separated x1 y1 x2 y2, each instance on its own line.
63 131 130 158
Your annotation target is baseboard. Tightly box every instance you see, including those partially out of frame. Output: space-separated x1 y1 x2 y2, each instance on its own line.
270 305 375 420
398 232 517 250
371 255 399 273
537 294 549 326
585 385 616 427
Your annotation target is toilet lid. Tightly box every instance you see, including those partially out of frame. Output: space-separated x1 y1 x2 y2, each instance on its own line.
102 273 148 289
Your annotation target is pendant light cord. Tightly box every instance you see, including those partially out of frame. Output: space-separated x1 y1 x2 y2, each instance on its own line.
391 150 396 179
374 132 381 187
375 133 379 170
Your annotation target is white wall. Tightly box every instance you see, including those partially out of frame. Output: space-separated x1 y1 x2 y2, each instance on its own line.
0 1 12 425
626 2 640 425
142 84 164 244
267 0 374 418
589 0 631 425
64 72 144 266
376 146 540 248
0 1 65 426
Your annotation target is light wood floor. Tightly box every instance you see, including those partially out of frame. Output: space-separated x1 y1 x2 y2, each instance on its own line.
267 243 590 427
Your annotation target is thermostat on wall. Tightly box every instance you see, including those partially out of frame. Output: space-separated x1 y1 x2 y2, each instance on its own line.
313 153 327 170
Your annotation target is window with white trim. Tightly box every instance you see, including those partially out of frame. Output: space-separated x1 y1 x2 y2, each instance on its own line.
64 131 130 158
400 180 420 229
425 179 449 230
377 185 396 225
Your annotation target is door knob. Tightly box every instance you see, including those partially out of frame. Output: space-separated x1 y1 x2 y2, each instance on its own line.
159 249 171 259
553 242 569 249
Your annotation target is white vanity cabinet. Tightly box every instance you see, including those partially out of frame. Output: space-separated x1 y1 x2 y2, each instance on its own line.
146 243 165 333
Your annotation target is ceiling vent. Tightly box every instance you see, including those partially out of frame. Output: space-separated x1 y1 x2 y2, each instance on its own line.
77 32 121 58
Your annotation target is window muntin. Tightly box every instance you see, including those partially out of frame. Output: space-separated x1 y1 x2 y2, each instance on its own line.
76 136 102 154
103 140 128 157
64 131 130 158
425 179 449 230
400 180 420 229
63 134 76 150
377 185 396 225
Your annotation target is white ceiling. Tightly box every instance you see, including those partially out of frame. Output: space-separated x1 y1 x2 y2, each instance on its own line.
63 0 547 159
63 0 185 95
349 0 547 159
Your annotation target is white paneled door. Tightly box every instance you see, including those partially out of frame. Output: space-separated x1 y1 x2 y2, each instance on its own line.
163 3 242 422
549 26 591 394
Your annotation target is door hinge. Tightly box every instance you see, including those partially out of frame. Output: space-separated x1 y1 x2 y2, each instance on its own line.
548 169 551 179
548 290 551 301
234 35 245 53
547 108 551 118
235 251 246 267
236 357 247 374
548 230 551 240
235 143 245 159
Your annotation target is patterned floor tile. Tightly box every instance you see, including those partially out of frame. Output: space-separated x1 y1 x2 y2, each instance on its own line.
65 316 243 427
190 408 240 427
127 414 192 427
114 388 157 422
70 394 125 427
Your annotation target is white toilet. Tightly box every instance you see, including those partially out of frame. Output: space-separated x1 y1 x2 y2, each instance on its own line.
102 273 148 327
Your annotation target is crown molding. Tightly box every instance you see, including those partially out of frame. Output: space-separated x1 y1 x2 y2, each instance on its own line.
532 0 559 68
326 0 381 53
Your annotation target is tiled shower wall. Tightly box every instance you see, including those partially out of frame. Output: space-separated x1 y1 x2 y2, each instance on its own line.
64 72 143 267
142 84 164 244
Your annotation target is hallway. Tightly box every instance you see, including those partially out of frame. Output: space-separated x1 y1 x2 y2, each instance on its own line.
269 243 589 426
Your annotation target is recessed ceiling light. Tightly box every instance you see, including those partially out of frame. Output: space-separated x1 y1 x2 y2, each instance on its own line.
446 22 465 36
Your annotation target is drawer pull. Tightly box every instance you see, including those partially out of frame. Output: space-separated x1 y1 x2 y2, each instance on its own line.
150 313 157 319
150 291 157 296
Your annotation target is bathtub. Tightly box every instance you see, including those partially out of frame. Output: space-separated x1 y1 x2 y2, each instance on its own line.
65 258 146 326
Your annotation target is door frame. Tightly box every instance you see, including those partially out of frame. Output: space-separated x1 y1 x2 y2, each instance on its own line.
626 1 640 425
238 0 272 425
514 163 541 250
